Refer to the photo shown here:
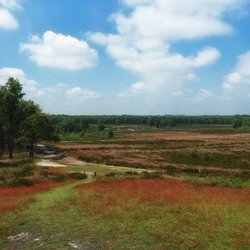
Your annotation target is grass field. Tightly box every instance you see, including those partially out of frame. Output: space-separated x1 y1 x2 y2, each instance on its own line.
0 178 249 249
0 126 250 249
54 126 250 177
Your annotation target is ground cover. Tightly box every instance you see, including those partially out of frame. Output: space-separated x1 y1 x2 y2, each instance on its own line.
0 178 249 249
54 128 250 177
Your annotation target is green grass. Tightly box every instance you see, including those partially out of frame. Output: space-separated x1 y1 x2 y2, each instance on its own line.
0 179 93 249
1 178 249 249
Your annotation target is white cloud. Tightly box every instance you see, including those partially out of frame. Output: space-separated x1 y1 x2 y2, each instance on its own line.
20 31 98 70
0 67 44 97
0 0 21 30
188 89 213 103
66 87 100 104
0 8 18 29
0 0 21 10
222 51 250 90
90 0 247 96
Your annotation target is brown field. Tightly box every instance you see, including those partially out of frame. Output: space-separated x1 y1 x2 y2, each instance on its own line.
53 129 250 176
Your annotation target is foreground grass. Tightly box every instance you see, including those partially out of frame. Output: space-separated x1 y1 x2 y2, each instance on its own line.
0 178 249 249
0 179 92 249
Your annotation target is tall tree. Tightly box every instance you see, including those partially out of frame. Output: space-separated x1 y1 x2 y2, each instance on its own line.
21 103 56 161
0 89 4 154
0 78 25 158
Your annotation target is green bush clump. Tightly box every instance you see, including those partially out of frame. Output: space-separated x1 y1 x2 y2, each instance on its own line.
141 171 163 179
15 164 34 178
10 178 33 187
203 153 214 161
125 171 138 175
68 172 87 180
190 149 198 158
51 173 67 182
105 172 117 177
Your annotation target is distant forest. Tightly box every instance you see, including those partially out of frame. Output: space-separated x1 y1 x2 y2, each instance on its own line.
51 115 249 134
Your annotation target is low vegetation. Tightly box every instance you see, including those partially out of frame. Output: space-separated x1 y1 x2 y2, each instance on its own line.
0 80 250 249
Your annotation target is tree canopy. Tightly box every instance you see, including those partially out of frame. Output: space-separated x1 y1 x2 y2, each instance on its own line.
0 78 56 159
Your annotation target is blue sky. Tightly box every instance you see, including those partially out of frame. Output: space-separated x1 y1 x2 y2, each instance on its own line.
0 0 250 115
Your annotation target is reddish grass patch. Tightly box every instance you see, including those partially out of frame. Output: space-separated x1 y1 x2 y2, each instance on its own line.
75 179 250 206
0 183 61 214
0 183 60 197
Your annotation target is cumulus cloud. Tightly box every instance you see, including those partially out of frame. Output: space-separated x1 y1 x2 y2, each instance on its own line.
0 0 21 10
0 67 44 97
90 0 247 97
20 31 98 70
188 89 213 103
0 0 21 30
0 8 18 29
222 51 250 90
66 87 100 104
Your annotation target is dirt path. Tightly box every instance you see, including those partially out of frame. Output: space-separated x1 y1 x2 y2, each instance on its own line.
36 145 154 173
36 144 86 168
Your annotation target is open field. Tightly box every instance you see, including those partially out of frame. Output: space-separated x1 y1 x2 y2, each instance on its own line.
54 127 250 177
0 126 250 249
0 178 249 249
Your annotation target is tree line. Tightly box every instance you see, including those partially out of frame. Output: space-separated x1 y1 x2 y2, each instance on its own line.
0 78 56 159
51 114 248 134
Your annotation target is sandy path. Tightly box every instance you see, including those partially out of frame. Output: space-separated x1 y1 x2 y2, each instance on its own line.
36 159 67 167
36 145 86 168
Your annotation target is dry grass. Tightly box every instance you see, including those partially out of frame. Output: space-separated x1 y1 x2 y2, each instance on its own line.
54 130 250 174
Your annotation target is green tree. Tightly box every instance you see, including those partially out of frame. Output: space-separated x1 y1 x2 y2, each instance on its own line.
19 101 57 161
0 89 4 153
232 115 243 129
108 129 114 138
0 78 25 158
98 121 105 131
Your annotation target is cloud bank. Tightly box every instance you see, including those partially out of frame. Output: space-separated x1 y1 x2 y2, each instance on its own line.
20 31 98 70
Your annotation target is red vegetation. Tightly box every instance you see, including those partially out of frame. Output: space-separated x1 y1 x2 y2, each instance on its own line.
75 179 250 206
0 183 60 214
0 183 60 197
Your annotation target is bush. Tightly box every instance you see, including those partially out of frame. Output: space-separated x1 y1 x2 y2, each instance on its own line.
203 153 214 161
190 149 198 158
165 165 179 175
105 172 117 177
51 173 67 182
98 123 106 131
14 164 34 178
125 171 138 176
10 178 33 187
68 172 87 180
40 167 49 177
141 171 163 179
108 129 114 138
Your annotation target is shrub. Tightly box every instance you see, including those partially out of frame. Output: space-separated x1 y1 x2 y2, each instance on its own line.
165 165 179 175
190 149 198 158
15 164 34 178
203 152 214 161
68 172 87 180
51 173 67 182
105 172 117 177
108 129 114 138
98 123 106 131
39 168 49 177
125 171 138 176
10 178 33 187
141 171 163 179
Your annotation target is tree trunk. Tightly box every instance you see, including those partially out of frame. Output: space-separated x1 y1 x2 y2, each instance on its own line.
8 139 14 159
0 139 3 155
29 143 34 162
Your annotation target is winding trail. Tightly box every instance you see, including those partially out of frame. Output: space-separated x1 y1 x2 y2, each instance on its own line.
36 144 154 173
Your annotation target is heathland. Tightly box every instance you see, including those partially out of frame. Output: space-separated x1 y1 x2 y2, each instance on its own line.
0 123 250 249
